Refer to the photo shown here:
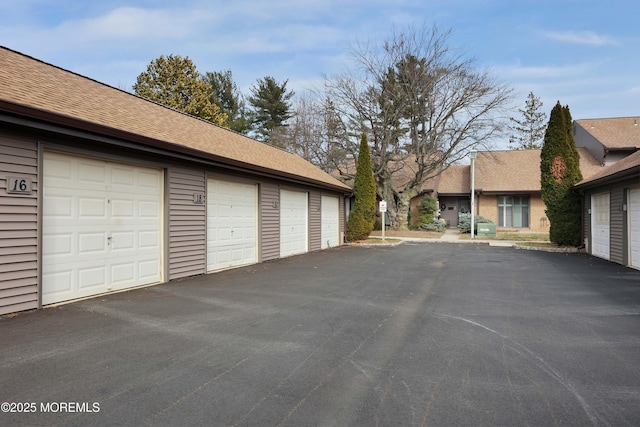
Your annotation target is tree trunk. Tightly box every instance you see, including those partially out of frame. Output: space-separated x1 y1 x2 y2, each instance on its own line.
379 184 418 229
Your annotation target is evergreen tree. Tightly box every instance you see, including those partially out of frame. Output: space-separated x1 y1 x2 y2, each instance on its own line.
133 55 227 125
540 102 583 246
509 92 547 150
204 70 252 134
346 133 377 241
247 76 294 146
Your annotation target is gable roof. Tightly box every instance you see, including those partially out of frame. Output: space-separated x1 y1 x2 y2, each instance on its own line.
0 46 350 193
424 148 604 195
574 117 640 150
575 149 640 188
474 150 542 193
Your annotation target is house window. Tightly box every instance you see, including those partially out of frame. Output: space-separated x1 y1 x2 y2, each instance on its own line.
498 196 529 227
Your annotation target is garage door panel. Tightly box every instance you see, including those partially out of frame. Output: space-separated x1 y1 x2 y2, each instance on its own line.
78 159 107 186
43 233 73 256
139 230 159 248
591 193 610 260
321 196 339 249
280 190 308 257
44 156 73 181
79 266 107 289
78 232 108 253
79 197 108 218
207 178 258 271
44 194 73 217
43 152 163 305
111 231 135 250
140 203 161 220
139 259 161 280
45 270 73 294
111 262 135 285
110 164 134 186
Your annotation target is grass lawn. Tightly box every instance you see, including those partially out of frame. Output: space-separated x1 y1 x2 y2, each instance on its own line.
353 237 402 244
459 232 550 241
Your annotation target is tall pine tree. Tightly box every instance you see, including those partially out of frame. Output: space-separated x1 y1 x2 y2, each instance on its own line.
346 133 377 241
540 102 583 245
247 76 294 146
509 92 547 150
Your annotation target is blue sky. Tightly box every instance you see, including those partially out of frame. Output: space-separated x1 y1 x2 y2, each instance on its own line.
1 0 638 122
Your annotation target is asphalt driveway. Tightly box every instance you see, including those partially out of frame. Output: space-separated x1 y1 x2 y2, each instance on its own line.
2 243 640 426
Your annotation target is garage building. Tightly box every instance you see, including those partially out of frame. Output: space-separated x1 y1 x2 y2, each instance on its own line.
0 47 351 315
576 150 640 269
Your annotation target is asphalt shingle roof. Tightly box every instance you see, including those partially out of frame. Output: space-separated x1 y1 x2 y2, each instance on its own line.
427 148 604 194
0 46 350 192
577 149 640 187
575 117 640 149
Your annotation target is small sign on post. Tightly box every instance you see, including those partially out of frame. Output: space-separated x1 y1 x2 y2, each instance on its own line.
379 200 387 241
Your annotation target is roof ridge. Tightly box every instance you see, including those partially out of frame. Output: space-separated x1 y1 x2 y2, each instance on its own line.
0 46 350 192
0 46 279 147
576 116 640 121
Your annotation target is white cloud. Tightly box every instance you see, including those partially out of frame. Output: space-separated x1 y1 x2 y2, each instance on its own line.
543 30 617 46
495 61 598 80
55 7 216 43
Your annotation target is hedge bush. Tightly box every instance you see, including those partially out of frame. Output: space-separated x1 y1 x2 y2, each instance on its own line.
457 213 493 233
419 218 447 232
415 195 439 229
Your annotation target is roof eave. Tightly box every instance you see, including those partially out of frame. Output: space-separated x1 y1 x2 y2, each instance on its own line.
0 100 351 194
575 165 640 190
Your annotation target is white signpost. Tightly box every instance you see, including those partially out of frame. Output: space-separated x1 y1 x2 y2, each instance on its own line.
379 200 387 241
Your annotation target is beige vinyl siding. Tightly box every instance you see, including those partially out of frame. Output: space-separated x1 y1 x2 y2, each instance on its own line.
0 132 38 315
610 187 625 265
309 191 321 251
168 166 206 280
260 182 280 261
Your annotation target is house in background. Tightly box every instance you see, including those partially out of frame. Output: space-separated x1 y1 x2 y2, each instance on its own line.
0 47 351 315
410 148 603 232
411 165 470 228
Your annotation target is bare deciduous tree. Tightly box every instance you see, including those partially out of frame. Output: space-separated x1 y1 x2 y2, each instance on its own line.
285 94 350 173
323 24 512 228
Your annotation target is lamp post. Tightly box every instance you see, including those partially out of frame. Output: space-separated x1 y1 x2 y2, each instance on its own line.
469 151 477 239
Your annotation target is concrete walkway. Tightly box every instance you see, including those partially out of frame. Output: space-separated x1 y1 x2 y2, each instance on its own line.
371 228 517 247
440 227 461 242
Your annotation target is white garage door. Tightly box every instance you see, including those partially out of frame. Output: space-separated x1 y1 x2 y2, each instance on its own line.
42 152 163 305
321 195 340 249
280 189 308 257
591 192 610 260
629 188 640 269
207 178 257 271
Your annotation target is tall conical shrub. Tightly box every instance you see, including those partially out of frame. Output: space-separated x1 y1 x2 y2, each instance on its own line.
540 102 583 246
347 133 377 241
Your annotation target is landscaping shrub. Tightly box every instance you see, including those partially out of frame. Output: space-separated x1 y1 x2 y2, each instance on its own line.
415 195 439 229
346 133 376 241
419 218 447 232
457 213 493 233
346 210 371 241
